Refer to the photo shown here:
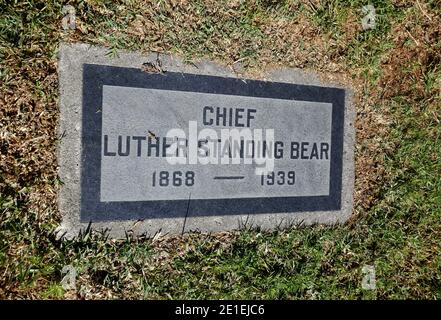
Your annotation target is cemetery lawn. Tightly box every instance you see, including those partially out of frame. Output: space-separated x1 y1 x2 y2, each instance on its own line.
1 0 440 299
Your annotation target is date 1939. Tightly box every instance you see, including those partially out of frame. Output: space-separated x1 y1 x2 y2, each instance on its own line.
260 170 295 186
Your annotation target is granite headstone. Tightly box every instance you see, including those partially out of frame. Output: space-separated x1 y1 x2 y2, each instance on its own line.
57 43 354 238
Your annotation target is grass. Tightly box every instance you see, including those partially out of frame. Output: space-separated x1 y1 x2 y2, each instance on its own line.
0 0 440 299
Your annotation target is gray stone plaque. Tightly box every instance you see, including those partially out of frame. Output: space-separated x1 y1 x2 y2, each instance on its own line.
58 43 355 238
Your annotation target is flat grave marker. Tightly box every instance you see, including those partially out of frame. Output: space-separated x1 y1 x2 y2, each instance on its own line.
58 43 355 238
